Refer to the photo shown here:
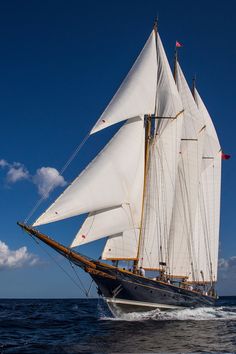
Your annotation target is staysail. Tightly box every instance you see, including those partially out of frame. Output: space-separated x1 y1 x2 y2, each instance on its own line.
33 117 145 230
102 229 139 260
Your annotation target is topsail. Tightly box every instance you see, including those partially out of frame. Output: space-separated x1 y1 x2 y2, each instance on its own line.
90 31 157 134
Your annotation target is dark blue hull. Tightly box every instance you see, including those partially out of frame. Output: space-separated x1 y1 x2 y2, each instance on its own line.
91 264 215 313
17 224 216 315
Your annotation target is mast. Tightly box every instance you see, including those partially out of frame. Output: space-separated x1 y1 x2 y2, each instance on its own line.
173 47 178 83
133 115 151 272
133 20 158 273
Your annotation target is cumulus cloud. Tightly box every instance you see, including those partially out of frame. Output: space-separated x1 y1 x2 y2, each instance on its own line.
6 163 29 183
0 158 67 198
219 256 236 271
33 167 67 198
0 240 39 270
217 255 236 295
0 159 9 168
218 255 236 286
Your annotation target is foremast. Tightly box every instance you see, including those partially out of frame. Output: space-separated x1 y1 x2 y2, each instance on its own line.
133 20 158 272
133 115 152 272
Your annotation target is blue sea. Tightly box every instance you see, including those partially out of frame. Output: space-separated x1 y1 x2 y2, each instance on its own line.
0 297 235 353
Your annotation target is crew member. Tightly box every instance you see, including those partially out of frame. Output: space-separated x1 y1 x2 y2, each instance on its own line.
139 266 145 277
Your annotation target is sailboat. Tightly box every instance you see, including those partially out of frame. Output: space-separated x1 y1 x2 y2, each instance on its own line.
18 22 223 316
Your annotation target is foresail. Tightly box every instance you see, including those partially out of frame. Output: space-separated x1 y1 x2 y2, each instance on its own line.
71 204 140 248
90 31 157 134
193 88 221 282
139 38 184 270
33 117 145 226
102 229 139 260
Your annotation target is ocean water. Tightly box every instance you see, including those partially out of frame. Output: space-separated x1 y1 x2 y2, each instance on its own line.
0 297 235 353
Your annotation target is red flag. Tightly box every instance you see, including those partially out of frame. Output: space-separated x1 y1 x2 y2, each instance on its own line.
176 41 183 48
221 152 231 160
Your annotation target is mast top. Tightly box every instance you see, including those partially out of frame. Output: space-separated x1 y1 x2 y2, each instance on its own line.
173 48 178 82
153 16 158 32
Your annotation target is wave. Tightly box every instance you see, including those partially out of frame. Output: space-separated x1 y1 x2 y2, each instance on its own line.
100 306 236 322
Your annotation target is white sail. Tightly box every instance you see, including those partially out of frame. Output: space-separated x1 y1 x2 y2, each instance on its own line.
167 63 205 281
33 117 145 226
90 31 157 134
102 229 139 260
193 88 221 282
139 40 184 270
71 204 140 248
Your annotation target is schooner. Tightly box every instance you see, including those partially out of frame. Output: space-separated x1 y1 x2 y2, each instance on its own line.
18 22 223 315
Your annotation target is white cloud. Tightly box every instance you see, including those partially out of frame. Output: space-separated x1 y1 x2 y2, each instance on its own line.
33 167 67 198
219 256 236 271
6 163 29 183
0 159 9 168
0 159 67 198
218 255 236 293
0 240 39 270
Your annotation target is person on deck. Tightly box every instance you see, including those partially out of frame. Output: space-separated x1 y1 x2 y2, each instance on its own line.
139 267 145 277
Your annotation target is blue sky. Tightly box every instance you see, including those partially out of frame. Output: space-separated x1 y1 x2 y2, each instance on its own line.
0 0 235 297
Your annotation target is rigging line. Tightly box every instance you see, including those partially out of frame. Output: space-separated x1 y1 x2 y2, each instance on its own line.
179 158 197 282
153 144 164 266
199 182 212 278
26 230 88 295
24 132 91 224
127 203 139 244
86 279 95 297
143 148 157 270
139 145 155 269
167 115 178 274
155 137 176 265
200 165 215 280
68 259 89 296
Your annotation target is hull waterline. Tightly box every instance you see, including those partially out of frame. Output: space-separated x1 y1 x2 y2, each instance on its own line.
17 223 216 316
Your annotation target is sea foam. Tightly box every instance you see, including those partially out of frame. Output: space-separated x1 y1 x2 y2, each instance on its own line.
100 305 236 322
